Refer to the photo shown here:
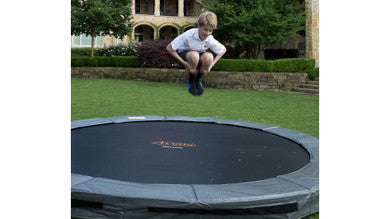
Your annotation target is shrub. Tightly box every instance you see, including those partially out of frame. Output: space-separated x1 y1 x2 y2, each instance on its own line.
71 48 97 57
272 58 316 72
97 43 139 57
213 58 315 73
307 67 319 78
71 54 316 75
213 59 272 72
71 57 97 66
213 59 267 72
137 39 179 68
71 56 141 67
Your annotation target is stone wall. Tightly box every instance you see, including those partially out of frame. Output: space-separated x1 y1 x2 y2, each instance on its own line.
71 67 310 93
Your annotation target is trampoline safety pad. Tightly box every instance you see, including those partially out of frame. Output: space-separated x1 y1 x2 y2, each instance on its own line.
71 116 319 219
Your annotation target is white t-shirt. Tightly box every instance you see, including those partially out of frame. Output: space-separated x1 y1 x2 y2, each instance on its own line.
170 28 225 55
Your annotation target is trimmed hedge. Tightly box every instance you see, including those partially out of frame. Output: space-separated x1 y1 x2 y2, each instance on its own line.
71 48 98 57
71 56 318 77
71 56 141 67
213 58 316 73
308 68 319 78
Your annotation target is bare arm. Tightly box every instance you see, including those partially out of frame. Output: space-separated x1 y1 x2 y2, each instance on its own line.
208 47 227 72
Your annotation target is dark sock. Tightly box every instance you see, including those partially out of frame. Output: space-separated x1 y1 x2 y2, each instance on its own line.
188 74 197 96
195 73 204 96
195 72 203 82
189 73 195 82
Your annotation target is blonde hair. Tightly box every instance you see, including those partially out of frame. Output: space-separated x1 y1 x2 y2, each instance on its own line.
198 12 218 29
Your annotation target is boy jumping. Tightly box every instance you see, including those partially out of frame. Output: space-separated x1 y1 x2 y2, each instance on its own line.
166 11 226 96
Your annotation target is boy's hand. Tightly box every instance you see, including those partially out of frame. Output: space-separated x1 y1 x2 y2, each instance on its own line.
183 61 197 74
183 61 191 70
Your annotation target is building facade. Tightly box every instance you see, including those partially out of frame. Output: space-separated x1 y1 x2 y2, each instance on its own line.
71 0 201 47
71 0 319 61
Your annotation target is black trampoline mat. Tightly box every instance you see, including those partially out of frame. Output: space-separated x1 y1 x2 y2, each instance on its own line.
71 121 310 184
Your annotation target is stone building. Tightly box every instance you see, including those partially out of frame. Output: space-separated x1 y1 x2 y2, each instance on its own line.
71 0 201 47
71 0 319 61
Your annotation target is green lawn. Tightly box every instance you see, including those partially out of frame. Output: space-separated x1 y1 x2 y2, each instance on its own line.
72 78 319 137
71 78 319 218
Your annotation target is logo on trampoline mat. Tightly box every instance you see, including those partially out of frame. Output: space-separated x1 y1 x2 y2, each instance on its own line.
152 141 197 149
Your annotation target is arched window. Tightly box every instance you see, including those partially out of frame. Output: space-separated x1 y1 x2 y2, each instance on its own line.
160 26 178 39
134 25 155 42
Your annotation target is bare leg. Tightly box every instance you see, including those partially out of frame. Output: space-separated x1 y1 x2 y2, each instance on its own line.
195 52 214 96
199 52 214 75
186 51 200 75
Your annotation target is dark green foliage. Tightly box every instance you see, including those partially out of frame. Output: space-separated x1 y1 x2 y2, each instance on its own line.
212 59 271 72
71 48 98 57
272 59 316 72
308 68 319 78
201 0 305 59
71 0 134 56
213 58 315 73
71 57 98 66
71 56 141 67
71 55 315 74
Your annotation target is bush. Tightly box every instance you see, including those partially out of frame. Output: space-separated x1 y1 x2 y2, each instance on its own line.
307 67 319 78
71 56 141 67
71 53 316 75
213 58 315 73
213 59 272 72
71 48 97 57
137 39 179 68
97 43 139 57
272 58 316 72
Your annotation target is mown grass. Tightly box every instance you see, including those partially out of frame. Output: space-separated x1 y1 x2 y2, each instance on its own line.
71 78 319 218
72 78 318 137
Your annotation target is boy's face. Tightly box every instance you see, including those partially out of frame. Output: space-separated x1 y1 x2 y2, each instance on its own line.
198 24 214 41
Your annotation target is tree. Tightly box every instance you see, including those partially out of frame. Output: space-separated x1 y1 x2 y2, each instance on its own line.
200 0 305 59
71 0 133 57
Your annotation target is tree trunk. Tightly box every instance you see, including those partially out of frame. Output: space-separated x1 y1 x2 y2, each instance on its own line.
249 45 262 59
91 34 95 57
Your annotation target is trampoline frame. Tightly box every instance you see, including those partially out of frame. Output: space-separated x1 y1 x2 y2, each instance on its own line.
71 116 319 218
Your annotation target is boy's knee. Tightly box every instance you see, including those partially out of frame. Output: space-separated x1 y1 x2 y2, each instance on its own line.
186 51 200 61
201 52 214 63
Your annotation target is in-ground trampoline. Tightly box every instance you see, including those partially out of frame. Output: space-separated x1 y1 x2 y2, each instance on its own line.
71 116 319 218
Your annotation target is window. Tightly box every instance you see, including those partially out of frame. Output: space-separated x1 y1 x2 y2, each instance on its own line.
135 0 140 13
116 37 124 45
160 0 164 13
72 34 104 47
145 2 149 12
